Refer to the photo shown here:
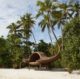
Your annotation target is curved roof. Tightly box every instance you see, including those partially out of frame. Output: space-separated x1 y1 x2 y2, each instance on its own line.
22 51 60 66
29 52 47 62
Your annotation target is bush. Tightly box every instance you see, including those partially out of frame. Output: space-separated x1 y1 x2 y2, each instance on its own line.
61 17 80 72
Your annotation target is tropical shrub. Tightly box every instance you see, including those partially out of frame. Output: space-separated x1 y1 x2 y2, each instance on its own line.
61 17 80 72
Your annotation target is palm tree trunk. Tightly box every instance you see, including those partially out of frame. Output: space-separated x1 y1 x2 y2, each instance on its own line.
51 28 58 42
47 28 53 44
31 31 38 51
32 31 36 44
61 26 64 51
51 28 60 53
47 12 53 44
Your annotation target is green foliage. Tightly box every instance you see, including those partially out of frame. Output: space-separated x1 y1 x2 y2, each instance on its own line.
0 37 7 53
17 13 35 40
34 40 52 56
0 37 12 68
50 59 62 68
7 34 23 68
23 42 32 58
6 13 35 68
61 17 80 71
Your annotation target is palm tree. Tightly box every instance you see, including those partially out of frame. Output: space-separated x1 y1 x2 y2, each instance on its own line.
39 14 53 44
69 1 80 17
37 0 79 52
7 23 17 35
37 0 61 52
17 13 36 43
17 13 37 56
37 0 54 43
51 0 80 51
51 3 68 51
25 13 36 43
36 0 52 17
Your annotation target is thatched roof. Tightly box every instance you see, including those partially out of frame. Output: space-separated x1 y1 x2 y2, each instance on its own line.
29 52 48 62
22 51 60 66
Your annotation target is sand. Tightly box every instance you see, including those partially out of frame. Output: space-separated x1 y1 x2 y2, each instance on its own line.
0 69 80 79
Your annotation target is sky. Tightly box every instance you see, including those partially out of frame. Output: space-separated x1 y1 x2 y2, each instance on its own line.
0 0 62 43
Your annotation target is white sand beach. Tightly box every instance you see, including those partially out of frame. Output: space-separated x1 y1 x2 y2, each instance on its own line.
0 69 80 79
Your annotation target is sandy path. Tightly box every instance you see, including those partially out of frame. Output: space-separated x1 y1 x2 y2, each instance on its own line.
0 69 80 79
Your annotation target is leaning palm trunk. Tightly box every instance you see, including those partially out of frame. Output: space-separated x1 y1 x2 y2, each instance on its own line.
51 28 58 42
61 26 64 51
31 31 39 51
51 28 60 53
31 31 36 44
47 28 53 44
